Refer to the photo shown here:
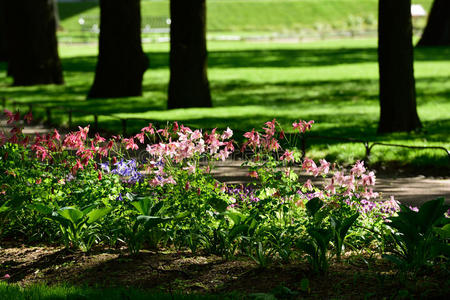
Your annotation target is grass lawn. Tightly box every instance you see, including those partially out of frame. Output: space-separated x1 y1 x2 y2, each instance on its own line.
58 0 433 34
0 281 224 300
1 38 449 170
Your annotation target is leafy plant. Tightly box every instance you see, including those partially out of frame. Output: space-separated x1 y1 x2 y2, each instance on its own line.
123 196 187 255
330 212 359 261
31 204 112 252
384 197 450 272
296 198 333 274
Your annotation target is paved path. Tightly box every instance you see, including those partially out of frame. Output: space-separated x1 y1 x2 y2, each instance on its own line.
1 115 449 206
212 161 450 206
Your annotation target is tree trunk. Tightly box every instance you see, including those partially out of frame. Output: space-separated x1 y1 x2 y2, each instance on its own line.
377 0 422 133
53 0 61 31
168 0 212 109
88 0 149 98
4 0 63 86
0 0 7 61
417 0 450 46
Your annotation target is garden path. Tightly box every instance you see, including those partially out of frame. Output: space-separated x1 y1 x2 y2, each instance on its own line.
1 115 448 206
211 161 450 207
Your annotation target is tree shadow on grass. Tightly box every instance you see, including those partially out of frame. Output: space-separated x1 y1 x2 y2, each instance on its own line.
53 45 450 73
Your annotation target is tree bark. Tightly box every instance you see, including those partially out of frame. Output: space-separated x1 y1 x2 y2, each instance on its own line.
168 0 212 109
53 0 61 31
88 0 149 98
377 0 422 133
417 0 450 46
0 0 7 62
4 0 63 86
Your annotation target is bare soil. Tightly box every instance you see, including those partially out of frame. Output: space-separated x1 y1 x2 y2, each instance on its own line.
1 242 448 299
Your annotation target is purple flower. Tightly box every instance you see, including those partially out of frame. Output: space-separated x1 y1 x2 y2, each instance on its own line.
116 193 123 201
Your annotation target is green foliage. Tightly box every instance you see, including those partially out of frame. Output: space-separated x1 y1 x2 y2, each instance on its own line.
31 204 112 252
384 197 450 272
0 281 227 300
122 196 177 255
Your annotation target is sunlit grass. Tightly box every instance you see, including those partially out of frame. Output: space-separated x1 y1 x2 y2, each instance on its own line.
0 39 449 168
57 0 433 34
0 282 224 300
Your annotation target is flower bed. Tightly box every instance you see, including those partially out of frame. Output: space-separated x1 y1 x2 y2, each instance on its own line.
0 110 448 280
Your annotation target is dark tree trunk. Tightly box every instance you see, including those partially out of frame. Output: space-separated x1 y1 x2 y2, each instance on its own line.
4 0 63 86
0 0 7 61
168 0 212 109
377 0 422 133
417 0 450 46
88 0 149 98
53 0 61 31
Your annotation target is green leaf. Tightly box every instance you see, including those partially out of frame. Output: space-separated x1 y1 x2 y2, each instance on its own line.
150 201 164 216
208 197 229 213
225 211 244 226
28 203 53 215
382 254 406 268
86 207 112 224
417 197 447 232
132 197 153 215
57 207 84 224
434 224 450 239
229 224 249 240
137 215 172 228
340 213 359 240
306 197 323 217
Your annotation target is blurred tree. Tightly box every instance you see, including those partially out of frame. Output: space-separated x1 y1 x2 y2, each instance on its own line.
88 0 148 98
0 0 6 62
377 0 421 133
52 0 61 31
417 0 450 46
168 0 212 109
4 0 63 86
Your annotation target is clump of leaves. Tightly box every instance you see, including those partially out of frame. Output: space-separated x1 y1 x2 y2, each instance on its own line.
384 197 450 273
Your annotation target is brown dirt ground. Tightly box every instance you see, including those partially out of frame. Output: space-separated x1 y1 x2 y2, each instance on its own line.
1 242 449 299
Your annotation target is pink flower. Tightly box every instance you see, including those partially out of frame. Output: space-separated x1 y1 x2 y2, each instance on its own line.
243 129 260 149
408 206 419 212
24 111 33 124
141 123 155 134
3 274 10 279
325 179 336 194
280 150 294 162
135 132 145 144
173 121 179 132
221 127 233 140
292 120 314 133
71 159 84 174
51 129 61 142
351 160 366 176
304 179 313 191
263 119 276 137
123 138 138 150
360 171 376 186
4 110 20 124
318 159 330 175
78 125 90 141
248 171 258 178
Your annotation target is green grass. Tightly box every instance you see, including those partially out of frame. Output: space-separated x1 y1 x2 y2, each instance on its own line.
58 0 433 34
1 38 449 169
0 282 228 300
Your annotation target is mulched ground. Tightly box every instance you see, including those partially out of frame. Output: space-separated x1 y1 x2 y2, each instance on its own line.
1 242 448 299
